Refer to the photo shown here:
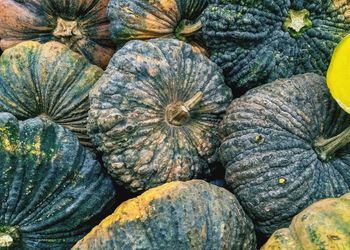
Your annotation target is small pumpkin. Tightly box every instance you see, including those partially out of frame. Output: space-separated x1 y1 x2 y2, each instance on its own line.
107 0 208 53
88 38 232 193
199 0 350 92
261 192 350 249
219 73 350 235
0 113 116 249
73 180 256 250
0 41 103 147
0 0 115 68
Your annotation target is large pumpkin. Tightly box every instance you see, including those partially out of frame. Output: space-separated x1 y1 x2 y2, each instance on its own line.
200 0 350 92
88 38 232 193
0 41 103 147
0 113 116 249
219 73 350 235
262 192 350 249
72 180 256 250
0 0 115 68
107 0 208 53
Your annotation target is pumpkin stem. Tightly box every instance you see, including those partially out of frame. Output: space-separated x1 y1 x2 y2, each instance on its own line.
175 20 203 41
165 92 203 126
314 125 350 161
0 226 20 248
53 18 83 44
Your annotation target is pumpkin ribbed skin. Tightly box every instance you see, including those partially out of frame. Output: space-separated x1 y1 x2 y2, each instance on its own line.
219 73 350 235
0 0 115 68
73 180 256 250
201 0 350 92
0 41 103 147
108 0 208 52
88 38 232 193
262 192 350 249
0 113 116 249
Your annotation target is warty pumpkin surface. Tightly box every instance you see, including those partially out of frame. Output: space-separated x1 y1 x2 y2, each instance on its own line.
88 38 233 193
72 180 256 250
200 0 350 92
0 0 115 68
0 41 103 147
0 112 116 249
107 0 208 53
219 73 350 235
261 192 350 250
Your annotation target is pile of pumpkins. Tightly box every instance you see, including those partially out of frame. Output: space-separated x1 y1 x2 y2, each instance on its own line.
0 0 350 249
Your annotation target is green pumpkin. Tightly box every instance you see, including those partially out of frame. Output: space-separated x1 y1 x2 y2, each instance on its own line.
219 73 350 235
199 0 350 92
88 38 233 193
0 41 103 147
0 113 116 249
0 0 115 68
262 192 350 249
73 180 256 250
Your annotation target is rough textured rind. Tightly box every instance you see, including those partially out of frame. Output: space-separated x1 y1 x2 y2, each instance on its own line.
0 112 116 249
0 0 115 68
73 180 256 250
88 38 233 193
262 192 350 250
201 0 350 92
0 41 103 147
108 0 208 51
219 73 350 235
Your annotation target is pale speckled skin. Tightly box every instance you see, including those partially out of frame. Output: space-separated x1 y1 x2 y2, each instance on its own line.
73 180 256 250
219 73 350 235
0 41 103 147
0 113 116 249
88 38 233 193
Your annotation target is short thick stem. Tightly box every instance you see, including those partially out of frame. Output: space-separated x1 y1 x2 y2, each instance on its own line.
175 20 203 41
314 125 350 161
53 18 82 39
0 226 20 249
165 92 203 126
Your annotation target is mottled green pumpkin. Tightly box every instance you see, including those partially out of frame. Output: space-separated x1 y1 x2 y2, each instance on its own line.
199 0 350 92
0 0 115 68
0 112 116 249
88 38 232 193
219 73 350 235
108 0 208 53
0 41 103 147
73 180 256 250
262 192 350 249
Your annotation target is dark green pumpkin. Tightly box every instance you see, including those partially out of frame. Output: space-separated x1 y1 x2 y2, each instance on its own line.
219 73 350 235
72 180 256 250
0 41 103 147
0 0 115 68
88 38 232 193
0 112 116 249
200 0 350 93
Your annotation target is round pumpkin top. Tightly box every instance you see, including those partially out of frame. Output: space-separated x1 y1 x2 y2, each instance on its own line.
0 41 103 147
72 180 256 250
0 0 115 68
108 0 207 53
262 192 350 249
327 34 350 114
219 73 350 235
0 113 116 249
88 38 232 193
200 0 350 93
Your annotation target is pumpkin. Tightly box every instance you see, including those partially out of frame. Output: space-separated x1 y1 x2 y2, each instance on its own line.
199 0 350 93
107 0 208 53
0 0 115 68
0 112 116 249
0 41 103 147
88 38 233 193
72 180 256 250
261 192 350 249
219 73 350 235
